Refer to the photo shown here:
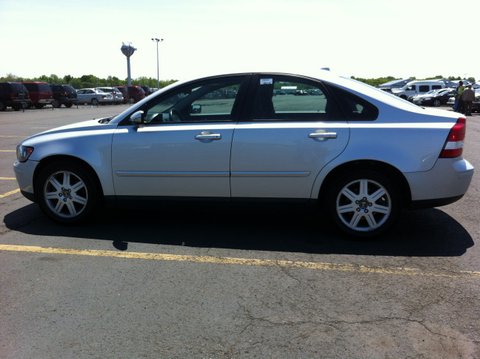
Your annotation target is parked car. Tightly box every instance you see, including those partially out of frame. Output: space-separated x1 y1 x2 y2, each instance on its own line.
411 88 456 107
22 82 54 109
391 80 445 99
96 87 124 104
13 71 474 237
378 78 411 93
141 86 153 96
76 88 113 105
50 85 78 108
0 82 32 111
116 85 146 103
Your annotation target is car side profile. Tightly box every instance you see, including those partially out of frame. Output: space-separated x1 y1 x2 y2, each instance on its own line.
76 88 113 105
14 71 474 237
0 82 32 111
51 84 78 108
22 81 54 109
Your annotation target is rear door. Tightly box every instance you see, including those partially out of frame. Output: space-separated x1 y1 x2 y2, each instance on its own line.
230 74 350 199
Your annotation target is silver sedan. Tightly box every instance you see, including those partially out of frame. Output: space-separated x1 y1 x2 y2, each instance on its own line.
14 71 474 237
76 88 113 105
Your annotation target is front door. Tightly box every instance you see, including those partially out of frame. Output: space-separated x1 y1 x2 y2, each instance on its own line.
112 75 248 198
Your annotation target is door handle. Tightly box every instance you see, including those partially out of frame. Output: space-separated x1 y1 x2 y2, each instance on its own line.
308 131 337 140
195 131 222 141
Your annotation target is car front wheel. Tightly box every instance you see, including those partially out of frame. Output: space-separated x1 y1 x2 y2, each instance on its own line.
327 170 400 237
35 161 99 223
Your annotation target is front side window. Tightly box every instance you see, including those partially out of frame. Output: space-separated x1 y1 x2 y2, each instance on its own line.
139 76 246 124
252 76 331 120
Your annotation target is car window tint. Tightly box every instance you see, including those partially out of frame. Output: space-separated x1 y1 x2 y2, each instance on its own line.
142 76 244 123
252 76 331 121
325 84 379 121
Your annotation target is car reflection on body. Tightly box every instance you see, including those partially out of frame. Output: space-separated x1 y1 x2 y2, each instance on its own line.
13 71 474 237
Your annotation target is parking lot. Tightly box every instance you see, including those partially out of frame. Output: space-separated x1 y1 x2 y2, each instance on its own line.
1 106 479 358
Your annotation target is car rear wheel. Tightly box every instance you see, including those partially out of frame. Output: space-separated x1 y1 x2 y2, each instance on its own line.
433 99 441 107
35 161 100 223
91 98 99 106
327 170 400 237
52 100 60 108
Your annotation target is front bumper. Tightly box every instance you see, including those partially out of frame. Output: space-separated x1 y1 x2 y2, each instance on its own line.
13 160 39 202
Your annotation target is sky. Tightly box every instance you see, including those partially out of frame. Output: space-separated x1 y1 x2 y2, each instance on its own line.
1 0 479 82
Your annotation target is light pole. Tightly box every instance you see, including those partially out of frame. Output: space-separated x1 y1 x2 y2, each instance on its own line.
151 37 163 89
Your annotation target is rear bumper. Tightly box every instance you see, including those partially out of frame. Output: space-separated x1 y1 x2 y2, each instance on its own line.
405 158 474 206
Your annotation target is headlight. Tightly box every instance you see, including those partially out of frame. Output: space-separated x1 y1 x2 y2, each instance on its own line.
16 145 34 162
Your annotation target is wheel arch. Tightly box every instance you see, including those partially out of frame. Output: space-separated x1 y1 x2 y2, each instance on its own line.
317 160 412 208
33 155 104 201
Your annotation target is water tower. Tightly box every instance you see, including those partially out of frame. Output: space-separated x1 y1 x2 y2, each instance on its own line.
121 42 137 86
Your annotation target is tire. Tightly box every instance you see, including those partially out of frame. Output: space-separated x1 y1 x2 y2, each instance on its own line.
91 98 99 106
35 161 100 224
0 102 5 111
35 104 44 109
65 103 73 108
327 169 400 237
433 99 441 107
52 100 60 108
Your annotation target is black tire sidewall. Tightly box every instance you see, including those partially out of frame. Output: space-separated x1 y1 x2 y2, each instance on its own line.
327 169 400 238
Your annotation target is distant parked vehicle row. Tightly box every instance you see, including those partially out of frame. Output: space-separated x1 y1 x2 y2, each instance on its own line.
0 81 152 111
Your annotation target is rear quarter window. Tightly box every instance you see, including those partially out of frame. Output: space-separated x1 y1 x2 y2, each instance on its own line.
326 84 379 121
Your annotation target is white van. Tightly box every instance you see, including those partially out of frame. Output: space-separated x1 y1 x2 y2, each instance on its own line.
391 80 446 99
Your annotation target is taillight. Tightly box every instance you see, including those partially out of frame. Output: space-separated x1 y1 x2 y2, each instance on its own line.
440 117 466 158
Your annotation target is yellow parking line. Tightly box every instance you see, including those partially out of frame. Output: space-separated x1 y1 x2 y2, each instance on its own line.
0 188 20 198
0 177 16 180
0 244 479 279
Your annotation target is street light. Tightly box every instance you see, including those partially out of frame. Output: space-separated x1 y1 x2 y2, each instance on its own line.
151 37 163 89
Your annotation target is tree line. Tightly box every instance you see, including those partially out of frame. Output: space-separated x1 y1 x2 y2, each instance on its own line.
0 73 176 89
1 73 476 89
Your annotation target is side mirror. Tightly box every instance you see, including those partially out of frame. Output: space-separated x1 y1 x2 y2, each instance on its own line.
130 110 144 124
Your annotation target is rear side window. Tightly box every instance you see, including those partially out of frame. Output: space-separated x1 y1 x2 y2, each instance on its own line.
252 75 333 121
38 84 51 92
325 84 378 121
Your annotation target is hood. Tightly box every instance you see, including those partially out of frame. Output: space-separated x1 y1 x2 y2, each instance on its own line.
21 118 116 145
